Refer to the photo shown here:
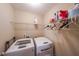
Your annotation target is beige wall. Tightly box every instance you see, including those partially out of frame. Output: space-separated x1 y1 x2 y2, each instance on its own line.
44 3 79 55
0 4 14 52
44 3 74 40
14 9 44 39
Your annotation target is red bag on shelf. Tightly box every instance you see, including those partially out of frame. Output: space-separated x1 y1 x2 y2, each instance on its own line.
59 10 68 21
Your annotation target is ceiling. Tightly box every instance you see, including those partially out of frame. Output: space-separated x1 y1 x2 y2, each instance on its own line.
11 3 75 16
11 3 56 16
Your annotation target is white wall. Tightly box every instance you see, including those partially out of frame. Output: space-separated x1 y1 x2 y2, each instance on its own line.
0 4 14 52
14 9 44 39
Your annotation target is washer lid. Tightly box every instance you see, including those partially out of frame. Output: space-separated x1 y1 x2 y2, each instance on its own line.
34 37 53 47
6 38 34 53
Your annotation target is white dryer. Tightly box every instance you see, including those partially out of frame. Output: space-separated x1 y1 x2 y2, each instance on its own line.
5 38 35 56
34 37 53 56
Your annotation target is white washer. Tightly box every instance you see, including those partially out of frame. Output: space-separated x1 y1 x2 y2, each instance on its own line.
5 38 35 56
34 37 53 56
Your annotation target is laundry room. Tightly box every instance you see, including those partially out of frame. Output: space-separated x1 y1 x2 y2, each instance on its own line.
0 3 79 56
